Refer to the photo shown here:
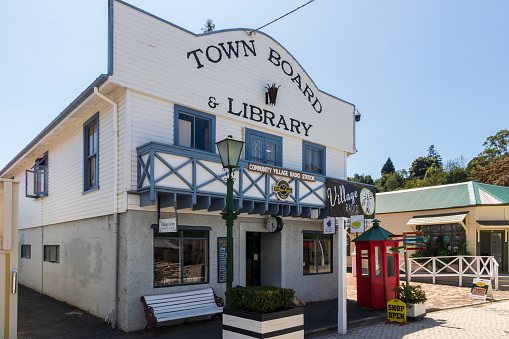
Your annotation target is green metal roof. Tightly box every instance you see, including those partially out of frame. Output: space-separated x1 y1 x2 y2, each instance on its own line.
377 181 509 214
352 220 393 242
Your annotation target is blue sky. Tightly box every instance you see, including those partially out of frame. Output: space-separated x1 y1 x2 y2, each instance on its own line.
1 0 507 178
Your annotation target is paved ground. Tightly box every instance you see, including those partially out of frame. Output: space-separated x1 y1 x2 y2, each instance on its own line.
316 299 509 338
17 273 509 338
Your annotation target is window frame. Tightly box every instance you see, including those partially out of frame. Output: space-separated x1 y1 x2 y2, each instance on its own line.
21 245 31 259
153 227 210 288
43 245 60 263
245 128 283 166
302 231 333 276
302 141 326 175
173 105 216 153
83 113 100 193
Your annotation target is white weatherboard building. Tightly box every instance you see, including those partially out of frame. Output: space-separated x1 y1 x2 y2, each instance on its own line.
1 0 361 331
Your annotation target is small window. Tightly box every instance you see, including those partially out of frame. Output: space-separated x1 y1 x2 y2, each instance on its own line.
303 141 326 175
303 232 332 275
154 229 209 287
44 245 59 263
21 245 31 259
245 129 282 166
174 105 215 152
26 152 49 199
83 113 99 192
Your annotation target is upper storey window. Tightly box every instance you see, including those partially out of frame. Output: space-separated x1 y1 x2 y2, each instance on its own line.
174 105 215 153
83 113 99 193
303 141 326 175
245 129 282 166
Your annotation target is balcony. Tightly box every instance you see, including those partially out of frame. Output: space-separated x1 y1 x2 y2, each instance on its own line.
136 142 328 218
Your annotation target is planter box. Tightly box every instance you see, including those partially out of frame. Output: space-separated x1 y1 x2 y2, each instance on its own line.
406 302 426 320
223 307 304 339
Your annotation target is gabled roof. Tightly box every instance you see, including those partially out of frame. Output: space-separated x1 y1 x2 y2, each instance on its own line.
352 221 393 242
377 181 509 214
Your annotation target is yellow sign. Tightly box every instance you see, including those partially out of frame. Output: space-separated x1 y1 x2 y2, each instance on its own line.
273 180 293 200
387 299 406 323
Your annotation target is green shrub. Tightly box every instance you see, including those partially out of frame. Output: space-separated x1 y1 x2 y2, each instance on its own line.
391 284 427 308
226 285 295 313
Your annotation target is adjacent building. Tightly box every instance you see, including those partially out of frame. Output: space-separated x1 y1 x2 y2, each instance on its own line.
0 0 363 331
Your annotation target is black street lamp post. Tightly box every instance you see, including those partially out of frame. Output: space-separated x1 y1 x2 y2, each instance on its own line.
216 135 244 306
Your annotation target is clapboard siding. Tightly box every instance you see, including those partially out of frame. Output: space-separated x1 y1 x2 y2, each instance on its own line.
14 96 122 228
112 1 355 157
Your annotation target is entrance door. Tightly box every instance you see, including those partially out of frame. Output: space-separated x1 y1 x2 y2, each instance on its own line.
480 230 506 272
246 232 261 286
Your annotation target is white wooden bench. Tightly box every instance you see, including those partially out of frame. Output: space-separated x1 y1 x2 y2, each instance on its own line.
141 288 224 336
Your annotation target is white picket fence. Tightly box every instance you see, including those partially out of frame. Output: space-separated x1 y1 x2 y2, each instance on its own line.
400 256 499 290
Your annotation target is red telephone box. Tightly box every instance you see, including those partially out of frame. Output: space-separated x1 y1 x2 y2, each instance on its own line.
352 219 400 309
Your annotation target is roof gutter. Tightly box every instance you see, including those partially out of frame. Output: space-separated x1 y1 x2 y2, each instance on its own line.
0 74 109 177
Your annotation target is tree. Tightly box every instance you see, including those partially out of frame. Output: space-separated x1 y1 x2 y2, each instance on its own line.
381 157 395 175
475 156 509 186
427 144 443 165
409 157 438 178
444 168 468 184
201 19 215 33
347 173 375 186
479 129 509 161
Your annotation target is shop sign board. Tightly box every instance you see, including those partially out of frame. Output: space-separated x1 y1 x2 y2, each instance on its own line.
326 178 376 218
248 163 315 182
350 215 365 233
323 217 336 234
469 278 493 301
218 238 227 283
159 218 177 233
387 299 406 323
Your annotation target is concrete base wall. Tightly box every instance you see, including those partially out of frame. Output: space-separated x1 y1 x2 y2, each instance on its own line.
18 215 116 319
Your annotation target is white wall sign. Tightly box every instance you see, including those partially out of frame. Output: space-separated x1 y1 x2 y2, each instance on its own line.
159 218 177 233
350 215 365 233
323 217 336 234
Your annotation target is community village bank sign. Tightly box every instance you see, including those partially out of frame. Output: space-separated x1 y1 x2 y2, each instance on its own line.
187 39 324 138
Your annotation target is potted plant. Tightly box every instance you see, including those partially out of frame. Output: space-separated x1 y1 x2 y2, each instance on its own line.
223 286 303 338
391 284 427 320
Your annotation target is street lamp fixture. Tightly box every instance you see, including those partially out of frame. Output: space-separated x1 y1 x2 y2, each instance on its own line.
216 135 244 306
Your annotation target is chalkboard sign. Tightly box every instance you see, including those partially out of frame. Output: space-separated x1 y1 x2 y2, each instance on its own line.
218 237 227 283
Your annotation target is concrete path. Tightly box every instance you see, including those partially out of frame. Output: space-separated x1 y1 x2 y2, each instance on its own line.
315 299 509 338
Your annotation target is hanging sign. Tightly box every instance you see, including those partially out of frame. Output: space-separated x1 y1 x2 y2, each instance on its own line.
469 278 493 301
159 218 177 233
387 299 407 324
218 238 227 283
273 179 293 200
350 215 365 233
326 178 376 218
323 217 336 234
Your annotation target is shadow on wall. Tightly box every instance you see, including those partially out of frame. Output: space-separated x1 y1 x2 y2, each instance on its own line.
65 238 104 287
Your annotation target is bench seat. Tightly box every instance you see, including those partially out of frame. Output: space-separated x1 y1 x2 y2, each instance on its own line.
141 287 224 336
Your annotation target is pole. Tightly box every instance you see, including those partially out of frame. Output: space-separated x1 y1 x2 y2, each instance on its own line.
221 169 239 307
337 217 348 335
404 236 409 287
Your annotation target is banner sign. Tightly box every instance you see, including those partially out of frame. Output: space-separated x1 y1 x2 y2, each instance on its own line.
323 217 336 234
387 299 406 323
469 278 493 301
159 218 177 233
350 215 365 233
218 238 227 283
248 163 315 182
326 178 376 218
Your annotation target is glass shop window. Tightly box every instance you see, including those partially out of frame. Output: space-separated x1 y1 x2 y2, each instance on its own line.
303 233 332 275
418 223 466 255
154 230 209 287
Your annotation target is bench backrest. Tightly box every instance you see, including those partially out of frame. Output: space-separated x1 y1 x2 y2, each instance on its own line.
142 288 219 316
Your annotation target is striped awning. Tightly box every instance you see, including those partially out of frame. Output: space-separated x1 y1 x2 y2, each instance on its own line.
407 212 468 226
477 220 509 229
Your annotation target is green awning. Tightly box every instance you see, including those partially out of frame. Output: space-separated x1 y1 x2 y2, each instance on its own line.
477 220 509 229
406 212 468 226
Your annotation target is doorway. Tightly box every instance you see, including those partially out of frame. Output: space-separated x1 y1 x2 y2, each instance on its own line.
480 230 507 272
246 232 261 286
